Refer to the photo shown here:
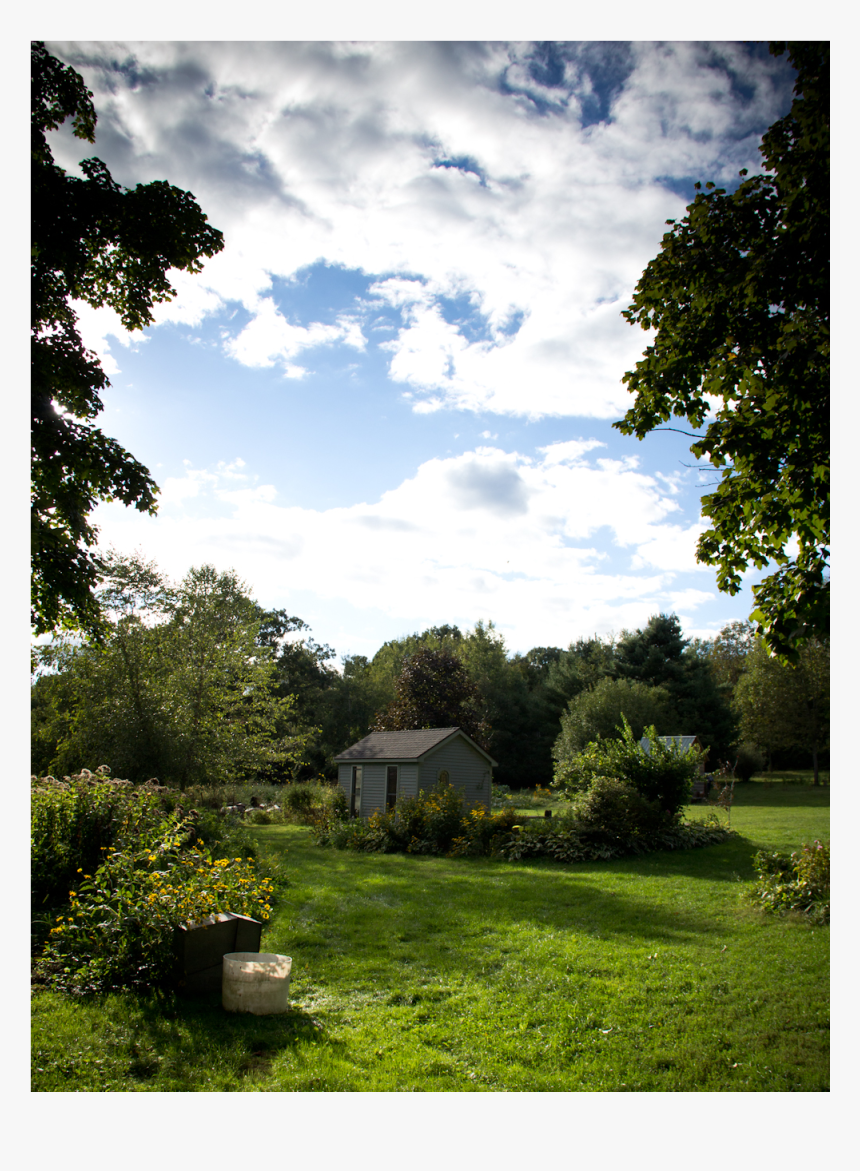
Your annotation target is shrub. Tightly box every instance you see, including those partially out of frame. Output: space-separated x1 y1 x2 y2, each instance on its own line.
491 782 515 810
31 769 165 914
570 777 666 838
311 775 731 865
36 806 275 994
730 743 765 782
552 719 699 819
748 840 829 924
32 769 275 993
492 814 734 864
311 779 518 857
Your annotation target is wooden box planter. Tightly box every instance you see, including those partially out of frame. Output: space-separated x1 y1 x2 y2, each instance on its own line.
173 912 263 993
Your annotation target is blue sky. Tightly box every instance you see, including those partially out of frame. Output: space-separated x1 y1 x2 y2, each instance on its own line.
45 39 799 662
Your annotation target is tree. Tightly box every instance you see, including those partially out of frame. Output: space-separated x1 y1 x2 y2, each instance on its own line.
31 43 224 636
615 43 829 661
554 677 675 759
734 637 829 783
31 554 304 787
614 613 737 760
372 647 489 748
454 622 538 787
705 620 757 693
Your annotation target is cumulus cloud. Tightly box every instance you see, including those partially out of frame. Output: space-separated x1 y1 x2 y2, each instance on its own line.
47 40 794 419
92 440 718 654
223 296 366 375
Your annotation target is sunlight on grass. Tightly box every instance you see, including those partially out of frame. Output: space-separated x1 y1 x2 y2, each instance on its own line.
31 781 829 1092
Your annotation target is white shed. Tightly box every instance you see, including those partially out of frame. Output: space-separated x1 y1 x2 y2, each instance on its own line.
333 727 497 818
639 734 707 772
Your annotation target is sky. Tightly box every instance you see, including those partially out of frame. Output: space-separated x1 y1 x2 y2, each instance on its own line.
44 39 801 664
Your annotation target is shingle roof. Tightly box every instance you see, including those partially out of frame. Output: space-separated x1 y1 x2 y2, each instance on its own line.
334 727 497 765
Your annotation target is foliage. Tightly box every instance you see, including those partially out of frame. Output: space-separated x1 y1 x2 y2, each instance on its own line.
37 810 273 994
552 719 700 819
32 553 308 787
312 777 518 857
31 767 163 913
615 44 829 661
453 621 538 787
313 771 730 864
734 637 829 782
372 646 490 748
748 840 829 924
31 43 224 637
613 613 737 759
32 768 273 993
492 812 734 864
730 743 766 783
555 677 675 757
705 620 757 692
570 777 666 838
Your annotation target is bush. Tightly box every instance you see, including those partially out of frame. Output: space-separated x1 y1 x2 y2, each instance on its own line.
31 769 165 914
312 775 732 865
552 719 700 819
748 840 829 924
36 806 274 994
730 743 765 783
570 777 666 838
492 813 734 864
32 769 275 993
312 778 518 857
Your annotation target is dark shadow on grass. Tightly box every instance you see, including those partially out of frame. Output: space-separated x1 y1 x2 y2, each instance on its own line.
111 990 337 1084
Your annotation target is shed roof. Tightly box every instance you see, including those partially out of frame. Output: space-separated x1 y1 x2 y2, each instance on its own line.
640 734 702 755
334 727 497 767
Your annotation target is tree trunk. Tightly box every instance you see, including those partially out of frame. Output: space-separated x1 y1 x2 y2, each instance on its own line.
811 744 819 786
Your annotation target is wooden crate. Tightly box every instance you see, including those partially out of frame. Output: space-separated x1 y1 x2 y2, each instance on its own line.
173 912 262 992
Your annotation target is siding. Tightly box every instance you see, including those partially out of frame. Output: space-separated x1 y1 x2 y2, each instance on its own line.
398 763 420 802
422 739 492 810
360 763 387 815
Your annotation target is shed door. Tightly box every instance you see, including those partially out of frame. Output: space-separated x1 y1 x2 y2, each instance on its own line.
386 765 398 811
350 765 363 817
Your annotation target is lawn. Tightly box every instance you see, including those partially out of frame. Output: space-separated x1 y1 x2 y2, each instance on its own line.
31 779 829 1091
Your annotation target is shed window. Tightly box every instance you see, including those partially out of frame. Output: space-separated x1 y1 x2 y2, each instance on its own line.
386 765 398 811
350 765 363 818
438 769 450 785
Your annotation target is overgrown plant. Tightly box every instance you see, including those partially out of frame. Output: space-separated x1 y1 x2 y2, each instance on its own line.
37 806 274 994
552 719 701 818
312 778 518 856
31 768 164 913
748 839 829 924
32 768 275 993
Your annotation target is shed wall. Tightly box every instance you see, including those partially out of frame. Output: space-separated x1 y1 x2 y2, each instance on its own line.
423 739 492 810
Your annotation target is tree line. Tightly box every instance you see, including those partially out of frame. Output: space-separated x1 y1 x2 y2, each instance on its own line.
31 553 829 790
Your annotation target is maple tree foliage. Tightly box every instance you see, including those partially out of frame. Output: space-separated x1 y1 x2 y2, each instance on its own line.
31 42 224 636
616 43 829 661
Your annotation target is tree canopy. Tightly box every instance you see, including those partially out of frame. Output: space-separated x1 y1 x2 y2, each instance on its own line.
734 636 829 783
615 43 829 662
372 646 490 748
31 553 306 787
31 42 224 637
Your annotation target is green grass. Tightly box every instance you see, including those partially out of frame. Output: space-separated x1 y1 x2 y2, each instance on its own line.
31 778 829 1091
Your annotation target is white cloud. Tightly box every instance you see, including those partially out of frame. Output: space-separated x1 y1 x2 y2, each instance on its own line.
223 297 365 375
49 41 794 419
93 442 720 654
69 301 146 377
